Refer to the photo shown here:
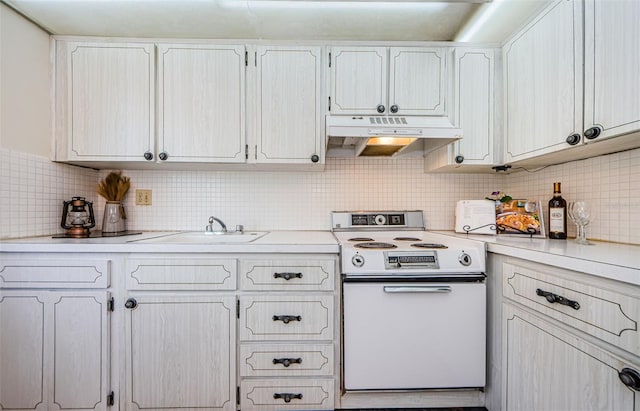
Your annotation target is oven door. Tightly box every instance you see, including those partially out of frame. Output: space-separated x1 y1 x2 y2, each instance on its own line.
342 279 486 390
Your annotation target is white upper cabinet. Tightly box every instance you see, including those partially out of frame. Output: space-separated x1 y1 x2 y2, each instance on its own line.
425 48 496 172
583 0 640 143
388 47 447 116
157 44 246 163
502 0 583 163
55 42 155 162
330 46 447 116
254 45 324 164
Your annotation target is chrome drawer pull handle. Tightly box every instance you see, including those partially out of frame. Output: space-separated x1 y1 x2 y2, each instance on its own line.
273 315 302 324
273 393 303 403
273 272 303 281
273 357 303 367
383 286 452 293
536 288 580 310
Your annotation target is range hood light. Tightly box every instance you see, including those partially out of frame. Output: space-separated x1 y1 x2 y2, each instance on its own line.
367 137 417 146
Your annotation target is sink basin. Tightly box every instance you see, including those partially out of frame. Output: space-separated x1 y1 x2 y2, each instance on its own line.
133 231 268 244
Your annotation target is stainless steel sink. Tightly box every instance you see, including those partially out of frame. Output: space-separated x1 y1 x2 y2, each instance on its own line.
132 231 268 244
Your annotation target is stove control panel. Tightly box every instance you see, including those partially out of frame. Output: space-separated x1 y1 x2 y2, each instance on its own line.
331 210 424 230
384 251 439 270
352 213 405 226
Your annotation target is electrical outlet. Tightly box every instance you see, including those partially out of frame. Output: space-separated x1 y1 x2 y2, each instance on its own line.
135 189 152 205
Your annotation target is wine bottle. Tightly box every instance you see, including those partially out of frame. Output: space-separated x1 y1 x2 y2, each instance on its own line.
548 182 567 239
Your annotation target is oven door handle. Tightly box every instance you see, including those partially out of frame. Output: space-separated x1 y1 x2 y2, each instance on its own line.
383 285 452 293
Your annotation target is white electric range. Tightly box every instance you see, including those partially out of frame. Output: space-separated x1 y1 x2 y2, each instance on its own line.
332 210 487 391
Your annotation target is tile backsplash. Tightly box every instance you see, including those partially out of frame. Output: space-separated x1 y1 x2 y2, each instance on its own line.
2 146 639 245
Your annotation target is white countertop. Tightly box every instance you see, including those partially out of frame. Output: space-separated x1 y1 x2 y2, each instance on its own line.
2 229 639 286
434 231 640 286
0 230 340 254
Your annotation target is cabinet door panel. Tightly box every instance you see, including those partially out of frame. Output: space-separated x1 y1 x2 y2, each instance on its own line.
0 293 45 410
126 295 235 411
240 295 333 341
584 0 640 141
454 48 494 164
256 46 323 163
66 42 154 161
503 0 583 162
330 47 387 115
389 47 446 116
52 293 109 411
503 305 637 411
158 44 246 162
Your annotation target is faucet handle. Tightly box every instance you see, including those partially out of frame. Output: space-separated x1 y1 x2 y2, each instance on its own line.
235 225 244 233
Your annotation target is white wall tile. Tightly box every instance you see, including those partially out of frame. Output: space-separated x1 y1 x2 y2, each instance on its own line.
2 146 639 245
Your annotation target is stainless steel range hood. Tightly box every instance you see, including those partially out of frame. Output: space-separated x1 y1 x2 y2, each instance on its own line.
326 115 462 157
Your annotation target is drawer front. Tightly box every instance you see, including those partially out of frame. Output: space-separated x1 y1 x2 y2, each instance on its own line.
503 262 640 354
239 343 334 377
0 258 109 288
240 295 333 341
239 259 335 291
241 378 334 411
126 257 237 290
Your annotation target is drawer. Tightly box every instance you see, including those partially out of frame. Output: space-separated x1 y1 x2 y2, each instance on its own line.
239 343 334 377
240 295 334 341
0 257 109 288
240 378 334 411
239 259 335 291
503 262 640 354
126 256 236 290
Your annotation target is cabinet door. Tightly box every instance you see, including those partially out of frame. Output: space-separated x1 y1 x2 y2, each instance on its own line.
255 46 323 164
330 47 387 115
0 291 110 411
502 0 583 162
503 305 638 411
125 295 236 411
158 44 246 163
0 292 46 410
389 47 447 116
583 0 640 142
63 42 154 162
453 48 494 165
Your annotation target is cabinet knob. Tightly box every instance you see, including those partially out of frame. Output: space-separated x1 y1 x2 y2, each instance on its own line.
619 368 640 391
376 104 386 114
455 155 464 164
565 134 581 145
390 104 399 114
584 126 602 140
143 152 154 161
158 152 169 161
124 298 138 309
310 154 319 163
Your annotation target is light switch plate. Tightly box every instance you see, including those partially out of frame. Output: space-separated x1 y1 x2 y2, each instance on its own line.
135 189 152 205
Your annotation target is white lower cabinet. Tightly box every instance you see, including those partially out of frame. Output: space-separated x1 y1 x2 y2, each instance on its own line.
238 256 338 411
496 257 640 411
503 305 638 411
0 255 112 411
124 294 236 411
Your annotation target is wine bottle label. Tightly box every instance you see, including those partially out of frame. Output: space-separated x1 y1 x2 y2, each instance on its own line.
549 207 565 232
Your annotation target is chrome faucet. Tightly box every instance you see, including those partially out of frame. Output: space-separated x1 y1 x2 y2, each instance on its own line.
206 216 227 233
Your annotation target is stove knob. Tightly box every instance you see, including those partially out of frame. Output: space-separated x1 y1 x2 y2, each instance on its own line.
374 215 387 225
459 253 472 266
352 254 365 267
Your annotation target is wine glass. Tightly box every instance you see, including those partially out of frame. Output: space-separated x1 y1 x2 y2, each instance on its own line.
568 201 593 245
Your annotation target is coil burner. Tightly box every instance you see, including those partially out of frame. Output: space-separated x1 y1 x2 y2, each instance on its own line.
411 243 448 249
354 242 397 249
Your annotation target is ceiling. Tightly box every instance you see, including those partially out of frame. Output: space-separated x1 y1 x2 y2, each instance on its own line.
1 0 549 42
